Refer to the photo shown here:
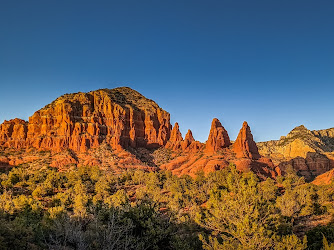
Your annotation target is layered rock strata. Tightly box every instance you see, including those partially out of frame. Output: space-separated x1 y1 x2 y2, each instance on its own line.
0 88 172 152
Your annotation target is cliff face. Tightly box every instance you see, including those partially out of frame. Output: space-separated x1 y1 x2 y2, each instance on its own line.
257 125 334 181
0 88 172 152
0 118 28 148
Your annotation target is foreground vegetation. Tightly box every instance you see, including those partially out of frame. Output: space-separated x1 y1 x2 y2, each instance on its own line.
1 163 334 249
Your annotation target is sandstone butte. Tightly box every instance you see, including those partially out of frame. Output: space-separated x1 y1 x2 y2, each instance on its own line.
0 87 171 152
4 86 334 181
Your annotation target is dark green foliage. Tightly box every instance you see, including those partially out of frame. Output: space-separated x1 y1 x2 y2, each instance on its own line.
306 224 334 250
0 164 333 249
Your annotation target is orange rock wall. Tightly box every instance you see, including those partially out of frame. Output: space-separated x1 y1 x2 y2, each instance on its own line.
0 89 171 152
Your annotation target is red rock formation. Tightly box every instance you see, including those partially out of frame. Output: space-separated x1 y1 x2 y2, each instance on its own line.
161 120 277 179
182 130 203 152
205 118 231 153
165 126 203 153
234 157 277 179
160 150 277 179
312 168 334 185
182 130 194 150
0 87 279 180
170 123 183 142
0 119 28 148
165 123 183 150
233 121 261 160
279 152 332 182
184 130 194 143
0 88 172 152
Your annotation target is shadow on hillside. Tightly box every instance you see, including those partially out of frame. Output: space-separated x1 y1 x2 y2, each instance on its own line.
0 161 13 173
278 152 333 182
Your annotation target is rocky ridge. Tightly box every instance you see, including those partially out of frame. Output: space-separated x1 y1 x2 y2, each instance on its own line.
258 125 334 181
0 87 276 178
161 119 277 179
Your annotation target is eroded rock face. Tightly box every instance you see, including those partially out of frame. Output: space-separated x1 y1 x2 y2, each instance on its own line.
257 125 334 181
0 88 172 152
161 120 277 179
165 123 183 150
233 121 260 160
258 125 334 161
182 130 195 150
0 119 28 148
0 87 279 180
183 130 203 152
279 152 332 181
205 118 231 153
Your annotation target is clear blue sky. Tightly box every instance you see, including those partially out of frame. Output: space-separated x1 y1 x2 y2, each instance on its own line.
0 0 333 142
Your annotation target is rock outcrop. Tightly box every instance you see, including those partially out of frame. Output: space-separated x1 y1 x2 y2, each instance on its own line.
279 152 332 182
165 123 183 150
258 125 334 181
183 130 203 152
0 119 28 148
183 130 194 148
184 130 194 142
161 120 277 179
233 121 260 160
205 118 231 153
258 125 334 160
0 88 172 152
0 87 279 180
312 168 334 185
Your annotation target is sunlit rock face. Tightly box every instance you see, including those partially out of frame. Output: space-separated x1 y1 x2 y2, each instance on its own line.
205 118 231 153
0 87 280 180
0 87 172 152
258 125 334 181
161 119 277 180
233 121 261 160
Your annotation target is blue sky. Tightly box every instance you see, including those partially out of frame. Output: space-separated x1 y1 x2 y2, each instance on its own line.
0 0 333 142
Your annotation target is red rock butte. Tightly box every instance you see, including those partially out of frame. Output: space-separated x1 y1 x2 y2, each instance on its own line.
0 88 172 152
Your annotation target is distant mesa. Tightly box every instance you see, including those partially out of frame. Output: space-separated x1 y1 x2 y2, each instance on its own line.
258 124 334 181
